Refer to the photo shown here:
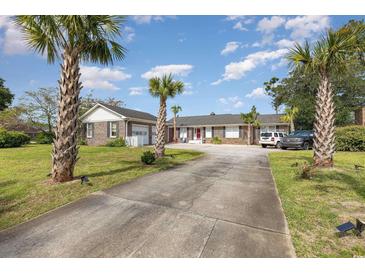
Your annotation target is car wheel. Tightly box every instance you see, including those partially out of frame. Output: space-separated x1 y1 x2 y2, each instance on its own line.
275 141 281 148
281 147 287 150
302 142 309 150
261 144 267 148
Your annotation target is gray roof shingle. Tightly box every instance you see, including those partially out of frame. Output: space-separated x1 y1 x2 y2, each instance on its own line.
167 113 287 126
98 102 157 121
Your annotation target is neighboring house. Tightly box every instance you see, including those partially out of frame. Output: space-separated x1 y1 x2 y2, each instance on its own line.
80 102 157 146
166 113 289 144
354 105 365 126
5 123 44 139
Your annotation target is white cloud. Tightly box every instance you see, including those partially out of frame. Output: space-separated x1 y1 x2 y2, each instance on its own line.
0 16 29 55
221 41 240 55
233 22 248 31
80 66 132 91
124 26 135 43
245 87 267 99
212 48 288 85
257 16 286 33
129 87 145 96
271 58 288 70
131 16 176 24
285 15 330 40
141 64 193 79
276 39 295 48
218 96 243 108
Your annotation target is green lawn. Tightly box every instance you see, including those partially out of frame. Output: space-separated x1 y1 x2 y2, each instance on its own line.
269 150 365 257
0 144 204 230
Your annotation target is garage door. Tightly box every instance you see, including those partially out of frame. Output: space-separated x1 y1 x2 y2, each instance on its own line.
132 124 149 145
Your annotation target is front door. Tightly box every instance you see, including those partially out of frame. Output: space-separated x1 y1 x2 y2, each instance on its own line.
196 128 201 139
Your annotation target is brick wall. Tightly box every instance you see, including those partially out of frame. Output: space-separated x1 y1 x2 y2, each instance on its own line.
86 120 126 146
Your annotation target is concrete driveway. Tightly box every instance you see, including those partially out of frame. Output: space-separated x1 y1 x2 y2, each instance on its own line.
0 144 295 257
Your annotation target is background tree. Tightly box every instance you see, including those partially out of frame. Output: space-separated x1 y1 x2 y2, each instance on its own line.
287 21 365 167
171 105 182 142
149 74 184 158
241 105 260 145
0 78 14 111
0 107 26 130
19 88 58 134
15 16 126 183
280 106 299 132
79 90 125 117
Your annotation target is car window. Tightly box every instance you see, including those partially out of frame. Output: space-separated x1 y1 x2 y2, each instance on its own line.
261 133 272 137
274 133 278 137
279 133 283 137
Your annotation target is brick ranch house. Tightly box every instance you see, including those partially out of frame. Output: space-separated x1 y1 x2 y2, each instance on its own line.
166 113 290 145
80 102 157 146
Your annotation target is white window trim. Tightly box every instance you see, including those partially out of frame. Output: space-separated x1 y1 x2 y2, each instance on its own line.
110 121 117 138
205 127 212 138
86 123 93 138
179 127 187 139
225 126 239 138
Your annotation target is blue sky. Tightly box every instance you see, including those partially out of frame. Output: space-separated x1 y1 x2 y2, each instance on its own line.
0 15 363 119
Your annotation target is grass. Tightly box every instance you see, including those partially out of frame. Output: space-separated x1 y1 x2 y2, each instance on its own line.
269 150 365 257
0 144 204 230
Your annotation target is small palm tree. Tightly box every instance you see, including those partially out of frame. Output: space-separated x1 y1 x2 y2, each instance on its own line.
15 16 126 182
287 22 365 167
281 106 299 132
149 74 184 158
241 105 260 145
171 105 182 142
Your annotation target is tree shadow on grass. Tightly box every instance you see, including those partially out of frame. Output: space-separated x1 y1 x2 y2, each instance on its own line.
313 170 365 198
85 164 143 178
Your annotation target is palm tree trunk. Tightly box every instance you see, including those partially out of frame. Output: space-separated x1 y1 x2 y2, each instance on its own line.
51 46 82 183
155 97 167 158
173 113 177 142
290 119 295 132
313 71 335 167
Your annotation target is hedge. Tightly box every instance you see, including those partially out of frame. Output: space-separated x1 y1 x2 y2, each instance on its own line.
335 126 365 152
0 128 31 148
35 131 54 144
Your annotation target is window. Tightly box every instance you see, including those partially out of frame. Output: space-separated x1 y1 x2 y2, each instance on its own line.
205 127 212 138
274 133 278 137
225 126 239 138
279 133 284 137
179 127 187 139
109 122 117 138
86 123 93 138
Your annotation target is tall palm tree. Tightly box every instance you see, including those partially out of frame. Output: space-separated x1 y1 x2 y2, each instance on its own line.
241 105 260 145
15 16 126 182
171 105 182 142
280 106 299 132
149 74 184 158
287 23 365 167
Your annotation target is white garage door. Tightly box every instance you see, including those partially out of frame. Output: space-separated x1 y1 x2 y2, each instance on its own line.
132 124 149 145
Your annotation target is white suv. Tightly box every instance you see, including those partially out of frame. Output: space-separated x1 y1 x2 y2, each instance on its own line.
259 132 286 148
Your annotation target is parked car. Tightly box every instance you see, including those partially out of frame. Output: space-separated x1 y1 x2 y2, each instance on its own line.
281 130 314 150
259 132 286 148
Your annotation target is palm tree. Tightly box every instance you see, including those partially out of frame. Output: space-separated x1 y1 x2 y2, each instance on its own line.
149 74 184 158
241 105 260 145
15 16 126 182
171 105 182 142
287 23 365 167
280 106 299 132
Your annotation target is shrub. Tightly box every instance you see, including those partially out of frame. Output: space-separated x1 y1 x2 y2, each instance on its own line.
141 151 156 165
0 128 30 148
297 161 315 180
335 126 365 152
35 131 54 144
105 137 126 147
212 136 222 144
78 139 87 145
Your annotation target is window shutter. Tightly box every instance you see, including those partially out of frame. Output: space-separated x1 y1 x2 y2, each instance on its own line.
116 122 119 137
107 122 110 137
223 126 226 138
212 127 214 137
